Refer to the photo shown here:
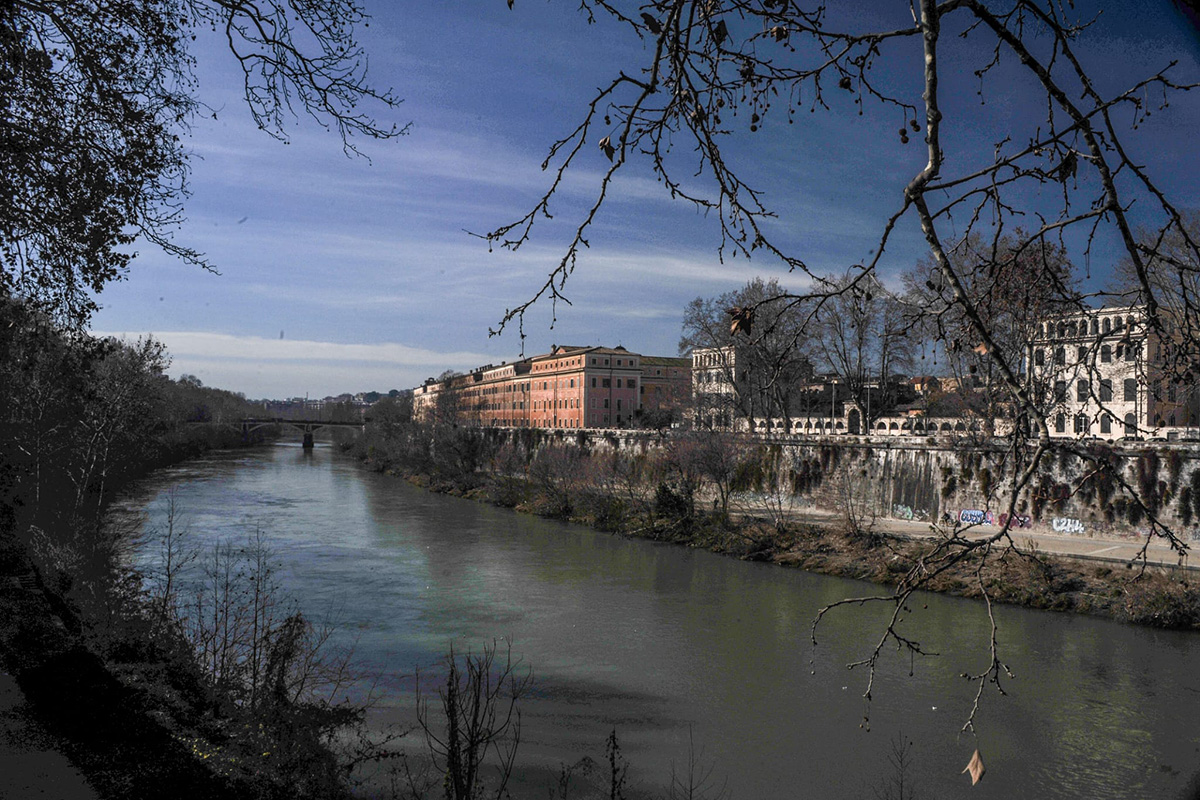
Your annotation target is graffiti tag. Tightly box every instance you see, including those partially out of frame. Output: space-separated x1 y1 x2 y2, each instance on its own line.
893 504 914 521
958 509 993 526
998 513 1032 530
1051 517 1085 535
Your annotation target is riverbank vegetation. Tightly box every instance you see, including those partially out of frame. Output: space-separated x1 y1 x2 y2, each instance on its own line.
0 301 687 800
0 298 382 798
349 415 1200 635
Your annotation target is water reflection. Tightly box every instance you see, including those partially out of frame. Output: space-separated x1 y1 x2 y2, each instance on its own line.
111 443 1200 800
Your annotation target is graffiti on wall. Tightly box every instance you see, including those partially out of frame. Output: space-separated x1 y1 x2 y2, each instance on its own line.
892 504 930 521
958 509 996 526
1051 517 1085 535
998 513 1032 530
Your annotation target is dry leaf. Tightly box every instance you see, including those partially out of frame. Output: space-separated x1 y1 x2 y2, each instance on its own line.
962 749 985 785
728 306 753 336
713 19 729 46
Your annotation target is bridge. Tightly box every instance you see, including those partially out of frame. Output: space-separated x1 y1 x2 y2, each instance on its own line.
237 418 366 449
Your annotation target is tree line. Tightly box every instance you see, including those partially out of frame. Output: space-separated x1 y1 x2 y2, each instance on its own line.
680 228 1101 436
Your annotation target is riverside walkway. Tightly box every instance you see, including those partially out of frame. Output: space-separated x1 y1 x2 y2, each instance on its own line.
772 506 1196 570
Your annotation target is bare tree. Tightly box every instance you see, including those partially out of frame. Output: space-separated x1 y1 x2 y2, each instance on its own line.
1109 209 1200 426
2 0 405 325
489 0 1200 734
404 642 532 800
901 230 1078 433
814 271 914 432
682 278 812 431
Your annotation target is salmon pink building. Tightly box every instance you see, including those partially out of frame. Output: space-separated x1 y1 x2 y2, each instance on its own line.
412 345 689 429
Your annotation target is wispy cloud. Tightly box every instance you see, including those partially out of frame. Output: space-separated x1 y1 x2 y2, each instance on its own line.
95 330 491 366
91 330 495 397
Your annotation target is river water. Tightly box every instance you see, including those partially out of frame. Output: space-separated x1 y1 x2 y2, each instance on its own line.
107 442 1200 799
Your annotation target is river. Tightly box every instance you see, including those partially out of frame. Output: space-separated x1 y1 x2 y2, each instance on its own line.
106 442 1200 799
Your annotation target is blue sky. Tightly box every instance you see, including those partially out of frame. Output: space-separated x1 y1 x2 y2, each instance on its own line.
92 1 1200 399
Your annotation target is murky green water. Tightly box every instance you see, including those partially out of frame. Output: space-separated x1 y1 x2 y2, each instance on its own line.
107 443 1200 799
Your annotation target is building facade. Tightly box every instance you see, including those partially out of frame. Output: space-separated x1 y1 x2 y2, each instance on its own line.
1028 305 1198 438
412 345 690 429
640 356 693 418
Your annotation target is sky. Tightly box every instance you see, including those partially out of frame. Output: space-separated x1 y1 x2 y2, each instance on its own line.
90 1 1200 399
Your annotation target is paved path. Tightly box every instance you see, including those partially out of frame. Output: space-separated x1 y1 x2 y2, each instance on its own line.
739 503 1196 570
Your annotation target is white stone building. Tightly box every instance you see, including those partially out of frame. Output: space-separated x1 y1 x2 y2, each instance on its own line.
1028 305 1198 439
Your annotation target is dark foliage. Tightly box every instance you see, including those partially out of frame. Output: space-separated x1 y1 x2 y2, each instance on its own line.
1 0 404 325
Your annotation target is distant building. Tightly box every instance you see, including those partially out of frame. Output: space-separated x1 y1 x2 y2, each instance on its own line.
691 344 816 430
639 356 692 418
412 345 691 429
1028 304 1198 438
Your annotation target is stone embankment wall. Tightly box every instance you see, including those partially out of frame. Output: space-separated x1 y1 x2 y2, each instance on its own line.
761 436 1200 542
479 428 1200 541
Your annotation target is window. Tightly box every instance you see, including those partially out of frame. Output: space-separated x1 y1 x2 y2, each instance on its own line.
1074 414 1089 434
616 399 622 411
1125 343 1138 362
1054 347 1065 366
1169 382 1178 403
591 378 596 388
602 378 611 388
1103 318 1111 333
1077 380 1089 402
1100 415 1112 434
1125 413 1137 436
1100 379 1113 402
603 399 609 409
1077 346 1087 363
1055 413 1066 433
1090 319 1099 335
1034 349 1045 367
1124 378 1137 402
1101 344 1111 363
1054 381 1067 403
